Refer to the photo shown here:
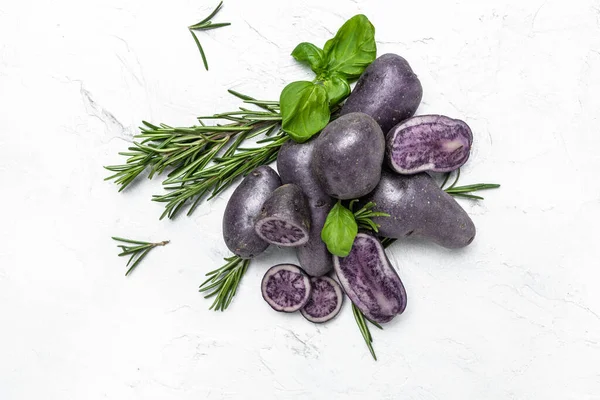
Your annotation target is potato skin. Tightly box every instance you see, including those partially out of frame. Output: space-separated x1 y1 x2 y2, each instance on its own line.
340 53 423 134
312 112 385 200
277 139 334 276
222 166 281 258
362 170 476 249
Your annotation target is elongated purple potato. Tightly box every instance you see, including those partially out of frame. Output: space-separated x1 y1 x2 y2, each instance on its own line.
277 139 335 276
334 233 407 324
261 264 312 312
362 170 476 249
387 115 473 174
340 54 423 133
254 184 311 247
312 112 384 199
300 276 344 323
222 166 281 258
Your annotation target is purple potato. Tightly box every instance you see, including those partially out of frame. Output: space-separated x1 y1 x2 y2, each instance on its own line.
340 53 423 133
334 233 407 324
277 139 335 276
312 112 384 199
222 166 281 258
254 184 311 247
261 264 312 312
387 115 473 174
300 276 344 323
362 170 476 249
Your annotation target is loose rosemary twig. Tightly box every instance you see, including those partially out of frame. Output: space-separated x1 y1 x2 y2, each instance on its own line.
442 169 501 200
112 237 170 276
199 255 250 311
349 200 389 233
352 303 383 360
188 1 231 70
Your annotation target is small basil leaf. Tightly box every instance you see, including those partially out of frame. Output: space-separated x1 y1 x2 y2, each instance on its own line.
291 42 326 74
322 74 351 106
280 81 330 143
321 202 358 257
323 14 376 80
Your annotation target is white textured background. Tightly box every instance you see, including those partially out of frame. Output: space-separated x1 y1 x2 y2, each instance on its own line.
1 0 600 399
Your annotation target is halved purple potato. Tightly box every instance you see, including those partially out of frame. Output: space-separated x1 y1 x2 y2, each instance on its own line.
340 53 423 133
360 170 476 249
387 115 473 174
300 276 344 323
334 233 407 324
261 264 312 312
254 184 310 247
222 166 281 259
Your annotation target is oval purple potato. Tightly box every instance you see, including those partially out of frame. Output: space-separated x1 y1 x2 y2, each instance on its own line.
340 53 423 133
362 170 476 249
387 115 473 174
261 264 312 312
334 233 407 324
254 184 311 247
300 276 344 323
277 138 335 276
222 166 281 258
312 112 384 199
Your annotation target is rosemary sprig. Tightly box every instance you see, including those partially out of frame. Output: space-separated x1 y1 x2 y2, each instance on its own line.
349 200 389 232
199 255 250 311
188 1 231 70
112 236 170 276
352 303 383 360
442 169 501 200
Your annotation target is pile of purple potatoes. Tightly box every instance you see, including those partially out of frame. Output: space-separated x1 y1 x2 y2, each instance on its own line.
222 54 475 324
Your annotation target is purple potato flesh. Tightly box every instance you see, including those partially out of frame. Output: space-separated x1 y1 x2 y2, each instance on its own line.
222 166 281 258
254 184 310 247
340 53 423 133
334 233 407 324
387 115 473 174
300 276 344 323
261 264 312 312
361 170 476 249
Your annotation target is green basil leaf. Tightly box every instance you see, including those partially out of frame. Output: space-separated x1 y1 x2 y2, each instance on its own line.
280 81 330 143
322 74 350 106
291 42 326 74
321 202 358 257
322 14 376 80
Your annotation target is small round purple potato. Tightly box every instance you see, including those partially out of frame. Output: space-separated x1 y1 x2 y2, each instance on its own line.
254 184 311 247
387 115 473 174
222 166 281 258
277 138 335 276
334 233 407 324
361 170 476 249
300 276 344 323
340 53 423 133
261 264 312 312
312 112 384 199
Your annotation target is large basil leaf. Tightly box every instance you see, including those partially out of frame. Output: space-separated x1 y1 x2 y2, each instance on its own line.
280 81 330 143
321 202 358 257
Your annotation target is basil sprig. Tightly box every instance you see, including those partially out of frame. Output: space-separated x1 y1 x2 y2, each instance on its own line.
280 14 376 143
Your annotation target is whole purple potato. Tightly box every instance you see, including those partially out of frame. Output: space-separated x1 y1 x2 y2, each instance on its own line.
387 115 473 174
277 139 334 276
340 53 423 133
362 170 475 249
312 112 384 200
222 166 281 258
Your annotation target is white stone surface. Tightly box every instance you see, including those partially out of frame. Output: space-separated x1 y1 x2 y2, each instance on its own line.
1 0 600 398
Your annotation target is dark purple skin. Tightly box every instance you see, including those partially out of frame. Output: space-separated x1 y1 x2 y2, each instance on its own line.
222 166 281 258
277 139 335 276
300 276 344 323
312 112 384 199
387 115 473 174
254 184 311 247
261 264 312 312
361 170 476 249
340 53 423 133
334 233 407 324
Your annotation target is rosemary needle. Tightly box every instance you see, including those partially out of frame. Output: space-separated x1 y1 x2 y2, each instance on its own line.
441 169 501 200
112 237 170 276
352 303 383 360
188 1 231 70
199 255 250 311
